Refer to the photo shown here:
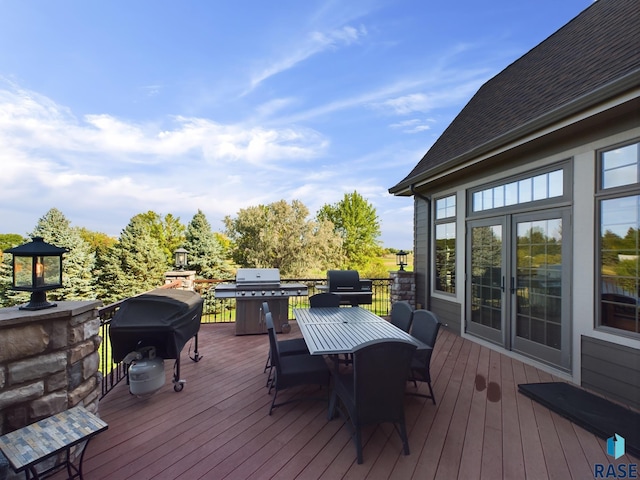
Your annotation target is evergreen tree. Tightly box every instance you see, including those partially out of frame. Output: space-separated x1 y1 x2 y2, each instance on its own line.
0 253 29 307
184 210 230 279
0 235 28 307
96 215 168 304
30 208 97 301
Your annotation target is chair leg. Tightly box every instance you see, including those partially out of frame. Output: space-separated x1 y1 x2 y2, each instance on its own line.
356 426 363 464
328 389 338 420
266 366 274 388
398 421 410 455
263 351 271 373
269 387 278 415
427 381 436 405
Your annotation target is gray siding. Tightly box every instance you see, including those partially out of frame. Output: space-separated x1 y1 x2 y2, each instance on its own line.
414 197 429 310
430 296 461 334
581 336 640 410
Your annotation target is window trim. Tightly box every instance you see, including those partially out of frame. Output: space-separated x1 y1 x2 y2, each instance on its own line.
596 137 640 195
595 138 640 338
433 193 457 295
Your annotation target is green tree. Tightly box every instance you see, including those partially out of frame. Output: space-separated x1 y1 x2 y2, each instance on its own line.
135 211 186 267
30 208 97 301
224 199 343 277
316 191 383 270
95 215 168 304
0 233 26 252
184 210 230 279
78 228 117 255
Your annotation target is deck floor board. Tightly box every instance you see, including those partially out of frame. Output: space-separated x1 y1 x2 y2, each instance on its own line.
49 322 636 479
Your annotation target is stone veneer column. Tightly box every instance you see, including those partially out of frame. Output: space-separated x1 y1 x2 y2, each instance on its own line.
164 270 196 290
0 301 102 436
390 270 415 308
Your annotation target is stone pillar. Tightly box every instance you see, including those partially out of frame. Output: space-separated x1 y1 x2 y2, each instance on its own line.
390 270 415 308
0 301 102 436
164 270 196 290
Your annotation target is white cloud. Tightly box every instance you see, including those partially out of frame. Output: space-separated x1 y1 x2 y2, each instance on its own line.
248 24 368 92
389 118 433 134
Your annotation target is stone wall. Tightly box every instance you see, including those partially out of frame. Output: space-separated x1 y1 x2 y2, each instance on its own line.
0 301 102 436
390 271 415 307
164 270 196 290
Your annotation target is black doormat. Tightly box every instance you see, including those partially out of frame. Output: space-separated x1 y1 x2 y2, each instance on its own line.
518 382 640 459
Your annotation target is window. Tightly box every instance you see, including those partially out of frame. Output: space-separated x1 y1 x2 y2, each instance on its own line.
435 195 456 294
602 142 640 189
472 169 563 212
598 140 640 335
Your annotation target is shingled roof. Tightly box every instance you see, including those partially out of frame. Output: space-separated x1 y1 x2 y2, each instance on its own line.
390 0 640 194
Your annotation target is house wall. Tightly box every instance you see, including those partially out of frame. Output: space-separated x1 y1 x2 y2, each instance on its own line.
430 296 461 333
412 101 640 406
414 196 429 310
581 336 640 409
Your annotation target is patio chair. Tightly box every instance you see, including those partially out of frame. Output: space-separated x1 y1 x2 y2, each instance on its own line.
328 339 417 464
390 301 414 332
309 292 341 308
263 302 308 387
407 309 441 404
266 312 331 415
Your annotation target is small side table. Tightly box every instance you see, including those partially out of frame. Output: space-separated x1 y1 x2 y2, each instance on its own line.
0 406 108 480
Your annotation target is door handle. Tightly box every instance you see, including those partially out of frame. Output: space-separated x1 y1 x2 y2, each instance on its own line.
501 276 505 293
510 277 515 294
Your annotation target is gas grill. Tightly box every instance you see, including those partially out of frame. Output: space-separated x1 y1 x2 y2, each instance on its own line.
326 270 373 306
215 268 308 335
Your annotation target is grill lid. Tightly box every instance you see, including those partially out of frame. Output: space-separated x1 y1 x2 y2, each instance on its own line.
235 268 280 287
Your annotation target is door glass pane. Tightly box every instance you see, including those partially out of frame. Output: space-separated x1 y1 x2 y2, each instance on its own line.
515 218 562 349
470 225 503 331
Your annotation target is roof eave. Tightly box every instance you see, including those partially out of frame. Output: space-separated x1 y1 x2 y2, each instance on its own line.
389 68 640 196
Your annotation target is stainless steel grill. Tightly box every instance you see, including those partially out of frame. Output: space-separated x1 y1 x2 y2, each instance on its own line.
215 268 308 335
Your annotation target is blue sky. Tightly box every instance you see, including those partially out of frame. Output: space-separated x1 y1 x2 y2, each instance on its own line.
0 0 592 249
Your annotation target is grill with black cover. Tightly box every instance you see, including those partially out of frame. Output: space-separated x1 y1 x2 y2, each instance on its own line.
109 288 203 392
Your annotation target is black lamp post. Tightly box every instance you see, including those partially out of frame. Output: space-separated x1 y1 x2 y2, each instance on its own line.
174 248 188 271
5 237 68 310
396 250 408 271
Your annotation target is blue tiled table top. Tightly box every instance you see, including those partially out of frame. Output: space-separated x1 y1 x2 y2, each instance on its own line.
0 406 108 472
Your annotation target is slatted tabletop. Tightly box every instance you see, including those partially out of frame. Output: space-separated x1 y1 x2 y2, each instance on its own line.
294 306 387 325
293 307 429 355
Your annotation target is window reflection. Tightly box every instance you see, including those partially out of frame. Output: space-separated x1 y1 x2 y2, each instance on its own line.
436 195 456 220
600 195 640 333
602 143 639 189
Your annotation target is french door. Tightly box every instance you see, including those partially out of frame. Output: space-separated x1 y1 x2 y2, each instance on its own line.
466 208 571 370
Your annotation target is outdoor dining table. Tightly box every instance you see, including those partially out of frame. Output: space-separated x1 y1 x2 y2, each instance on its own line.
293 307 429 355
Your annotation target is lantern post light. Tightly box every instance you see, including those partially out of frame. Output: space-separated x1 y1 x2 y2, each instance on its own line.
5 237 69 310
174 248 188 271
396 250 408 272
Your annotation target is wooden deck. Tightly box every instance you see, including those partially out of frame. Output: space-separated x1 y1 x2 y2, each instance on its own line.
65 322 637 479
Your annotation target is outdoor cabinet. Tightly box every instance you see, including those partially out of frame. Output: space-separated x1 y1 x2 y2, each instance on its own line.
235 298 286 335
